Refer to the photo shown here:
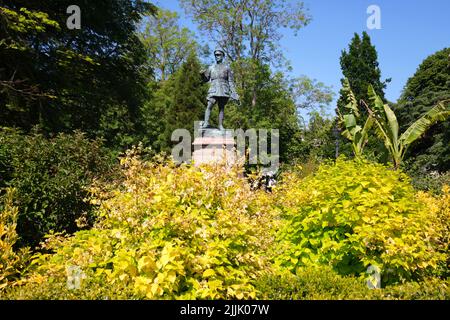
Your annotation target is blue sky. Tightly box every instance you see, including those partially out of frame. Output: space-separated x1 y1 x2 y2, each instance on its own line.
154 0 450 112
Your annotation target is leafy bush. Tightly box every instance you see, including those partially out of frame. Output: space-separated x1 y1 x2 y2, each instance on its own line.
372 278 450 300
410 170 450 195
6 151 278 299
416 186 450 276
255 265 371 299
0 189 31 291
2 272 135 300
255 266 450 300
404 155 450 194
0 127 116 248
274 157 446 284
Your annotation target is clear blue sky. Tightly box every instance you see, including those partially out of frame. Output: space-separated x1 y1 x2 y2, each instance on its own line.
154 0 450 111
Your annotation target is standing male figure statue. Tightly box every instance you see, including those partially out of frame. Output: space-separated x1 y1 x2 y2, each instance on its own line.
201 48 240 131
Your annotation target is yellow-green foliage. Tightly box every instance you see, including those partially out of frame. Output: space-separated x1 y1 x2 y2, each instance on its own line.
416 186 450 272
0 189 31 291
255 266 450 300
15 152 278 299
274 157 446 283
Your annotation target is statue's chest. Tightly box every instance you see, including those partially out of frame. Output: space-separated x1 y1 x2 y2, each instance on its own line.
210 65 228 80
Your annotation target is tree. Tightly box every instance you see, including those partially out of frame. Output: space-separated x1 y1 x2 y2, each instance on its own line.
338 81 450 169
0 1 156 150
395 47 450 172
180 0 310 107
140 9 197 81
180 0 310 64
301 112 336 161
222 63 303 163
293 75 334 115
287 76 336 161
336 32 389 160
337 32 388 117
368 86 449 170
158 52 207 152
0 6 61 127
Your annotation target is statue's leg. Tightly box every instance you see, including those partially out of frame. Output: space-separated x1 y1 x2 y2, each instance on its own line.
218 98 226 130
203 98 215 127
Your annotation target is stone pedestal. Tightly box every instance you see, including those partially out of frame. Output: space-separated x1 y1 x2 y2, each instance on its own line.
192 128 236 166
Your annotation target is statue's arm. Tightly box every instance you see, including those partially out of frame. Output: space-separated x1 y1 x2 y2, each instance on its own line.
228 67 240 101
200 66 211 82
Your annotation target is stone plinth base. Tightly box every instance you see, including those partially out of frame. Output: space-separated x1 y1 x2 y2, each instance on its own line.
192 128 236 166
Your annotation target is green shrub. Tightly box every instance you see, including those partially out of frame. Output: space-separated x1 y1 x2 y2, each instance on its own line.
2 274 135 300
374 278 450 300
255 265 371 300
274 157 446 284
0 127 116 248
403 154 450 195
6 151 278 299
255 266 450 300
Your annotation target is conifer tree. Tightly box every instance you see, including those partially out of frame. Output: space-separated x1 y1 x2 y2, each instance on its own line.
158 53 207 152
337 32 388 117
335 32 389 159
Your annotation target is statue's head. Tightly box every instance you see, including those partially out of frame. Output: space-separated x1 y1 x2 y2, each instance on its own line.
214 48 225 63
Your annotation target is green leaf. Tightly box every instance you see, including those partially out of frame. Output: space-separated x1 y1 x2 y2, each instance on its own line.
399 100 450 146
344 114 356 128
382 103 399 148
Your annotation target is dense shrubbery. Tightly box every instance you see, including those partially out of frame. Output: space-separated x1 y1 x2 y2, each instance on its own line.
255 266 450 300
0 189 31 290
2 154 448 299
404 156 450 194
0 128 116 248
255 266 372 299
416 185 450 276
274 158 448 284
4 150 278 299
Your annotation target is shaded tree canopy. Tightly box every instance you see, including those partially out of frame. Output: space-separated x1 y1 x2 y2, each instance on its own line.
396 47 450 172
0 1 156 149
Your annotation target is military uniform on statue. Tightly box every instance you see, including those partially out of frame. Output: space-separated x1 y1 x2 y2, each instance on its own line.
192 47 240 166
201 47 240 130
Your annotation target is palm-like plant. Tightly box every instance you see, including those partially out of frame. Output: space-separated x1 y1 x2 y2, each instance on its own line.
337 79 374 157
368 85 450 169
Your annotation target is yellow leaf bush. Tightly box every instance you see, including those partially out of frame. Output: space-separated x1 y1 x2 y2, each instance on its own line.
3 153 449 299
0 189 31 291
274 157 447 284
9 150 278 299
416 185 450 274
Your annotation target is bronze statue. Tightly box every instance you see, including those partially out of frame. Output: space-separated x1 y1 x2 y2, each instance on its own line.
201 48 239 130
